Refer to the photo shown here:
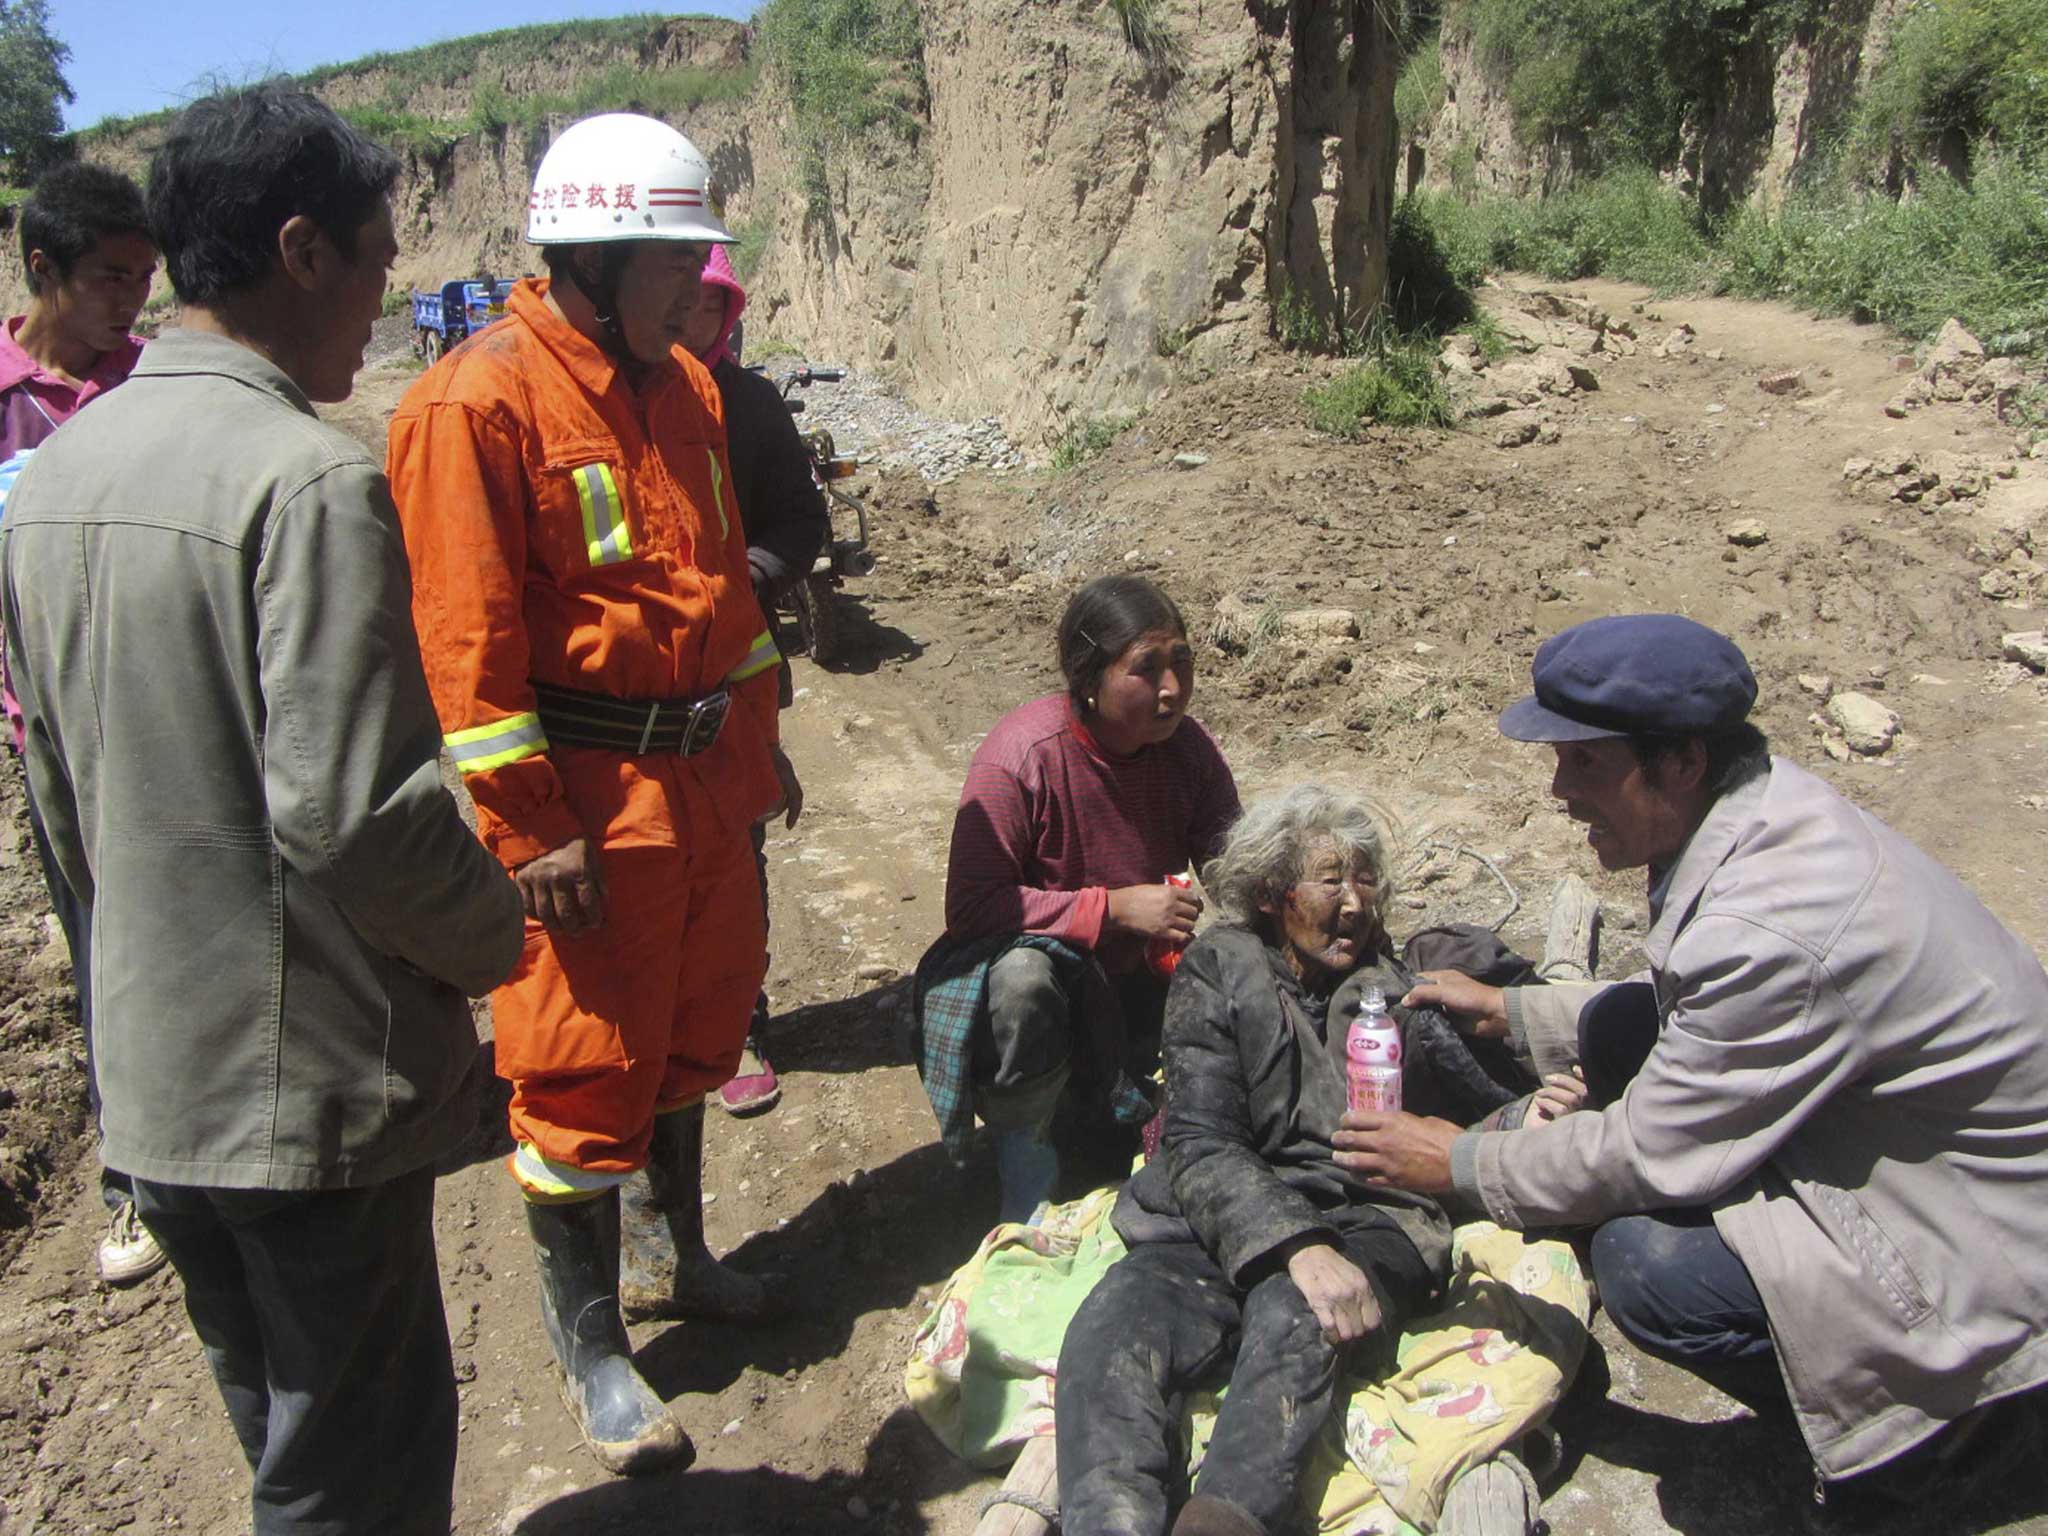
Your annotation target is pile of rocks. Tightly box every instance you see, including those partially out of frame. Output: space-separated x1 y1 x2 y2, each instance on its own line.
1801 674 1904 761
1883 319 2036 423
768 363 1030 482
1440 298 1611 449
1840 450 2008 508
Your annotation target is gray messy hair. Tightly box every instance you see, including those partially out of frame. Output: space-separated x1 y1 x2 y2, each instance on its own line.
1201 784 1398 926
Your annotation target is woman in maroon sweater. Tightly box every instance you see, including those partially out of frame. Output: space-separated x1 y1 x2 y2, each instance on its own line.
915 575 1241 1222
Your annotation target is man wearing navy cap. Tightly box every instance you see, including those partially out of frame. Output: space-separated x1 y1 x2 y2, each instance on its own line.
1338 614 2048 1512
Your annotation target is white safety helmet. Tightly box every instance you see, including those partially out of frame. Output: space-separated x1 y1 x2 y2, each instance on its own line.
526 113 735 246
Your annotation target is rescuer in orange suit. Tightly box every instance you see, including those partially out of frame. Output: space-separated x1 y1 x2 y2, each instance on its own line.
386 113 795 1476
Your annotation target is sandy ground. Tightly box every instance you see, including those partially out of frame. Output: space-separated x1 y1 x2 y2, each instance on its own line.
2 278 2045 1536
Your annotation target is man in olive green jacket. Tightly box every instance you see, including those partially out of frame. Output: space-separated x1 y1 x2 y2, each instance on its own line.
0 87 521 1536
1339 615 2048 1508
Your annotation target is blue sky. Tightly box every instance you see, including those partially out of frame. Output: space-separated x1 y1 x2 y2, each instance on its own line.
52 2 755 129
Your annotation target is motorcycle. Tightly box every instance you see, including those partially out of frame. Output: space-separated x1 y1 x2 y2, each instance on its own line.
774 365 875 668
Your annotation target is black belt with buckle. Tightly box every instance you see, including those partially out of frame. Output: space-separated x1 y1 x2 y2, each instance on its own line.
532 681 732 757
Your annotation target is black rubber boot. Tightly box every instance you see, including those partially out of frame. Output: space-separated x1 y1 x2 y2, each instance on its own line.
618 1101 789 1325
526 1192 694 1476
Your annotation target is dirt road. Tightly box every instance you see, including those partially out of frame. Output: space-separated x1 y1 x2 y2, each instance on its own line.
2 280 2044 1535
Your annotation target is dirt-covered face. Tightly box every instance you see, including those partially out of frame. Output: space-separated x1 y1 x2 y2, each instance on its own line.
1257 835 1385 987
1548 737 1705 873
609 239 712 366
31 230 157 357
680 280 727 359
1086 626 1192 754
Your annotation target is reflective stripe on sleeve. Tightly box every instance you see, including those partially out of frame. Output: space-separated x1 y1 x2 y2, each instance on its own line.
727 627 781 682
704 449 730 541
445 712 548 771
510 1142 630 1202
574 462 633 566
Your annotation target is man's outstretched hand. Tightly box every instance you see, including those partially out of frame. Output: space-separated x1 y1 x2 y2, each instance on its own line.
1401 970 1510 1041
1334 1111 1461 1194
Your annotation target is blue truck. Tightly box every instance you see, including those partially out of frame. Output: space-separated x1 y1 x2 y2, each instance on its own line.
410 278 514 362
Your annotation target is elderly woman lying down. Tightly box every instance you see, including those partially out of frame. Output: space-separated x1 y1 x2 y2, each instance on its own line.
1055 785 1560 1536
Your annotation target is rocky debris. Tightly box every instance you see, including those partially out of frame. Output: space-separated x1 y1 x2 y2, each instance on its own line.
1758 369 1805 396
1209 591 1272 654
774 365 1028 483
1494 415 1540 449
1724 519 1769 547
1283 649 1355 691
1796 673 1832 699
1278 608 1361 641
1841 451 1998 507
1170 452 1210 470
1973 510 2046 603
1462 396 1513 419
1981 567 2024 601
1821 691 1901 756
1489 352 1591 402
1655 324 1698 359
1883 320 2042 424
2003 632 2048 673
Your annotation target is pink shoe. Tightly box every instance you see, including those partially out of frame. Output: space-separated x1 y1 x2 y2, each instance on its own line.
717 1038 781 1116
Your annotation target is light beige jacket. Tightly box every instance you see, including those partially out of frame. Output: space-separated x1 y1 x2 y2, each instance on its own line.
1451 758 2048 1477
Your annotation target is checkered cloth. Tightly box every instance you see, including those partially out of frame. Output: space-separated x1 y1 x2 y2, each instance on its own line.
912 933 1154 1165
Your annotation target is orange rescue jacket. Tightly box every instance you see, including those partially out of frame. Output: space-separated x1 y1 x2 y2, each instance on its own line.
387 279 781 867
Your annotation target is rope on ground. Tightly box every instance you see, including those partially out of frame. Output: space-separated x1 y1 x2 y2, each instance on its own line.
977 1488 1061 1525
1412 840 1523 932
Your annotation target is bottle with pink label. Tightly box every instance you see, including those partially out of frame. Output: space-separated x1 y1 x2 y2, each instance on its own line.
1345 986 1403 1113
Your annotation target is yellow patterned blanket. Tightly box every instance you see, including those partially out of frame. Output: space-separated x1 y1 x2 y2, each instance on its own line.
906 1191 1588 1534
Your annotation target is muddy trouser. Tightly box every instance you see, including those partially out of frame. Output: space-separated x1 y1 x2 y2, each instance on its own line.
748 817 771 1040
974 947 1164 1139
23 773 126 1213
1577 982 1783 1414
131 1167 455 1536
1057 1224 1434 1536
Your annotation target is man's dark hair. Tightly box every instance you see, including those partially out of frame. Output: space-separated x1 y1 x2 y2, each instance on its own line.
1628 722 1771 798
19 162 152 296
1057 574 1188 709
147 84 400 305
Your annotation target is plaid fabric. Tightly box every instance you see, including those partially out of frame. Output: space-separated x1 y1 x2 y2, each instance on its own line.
912 933 1156 1164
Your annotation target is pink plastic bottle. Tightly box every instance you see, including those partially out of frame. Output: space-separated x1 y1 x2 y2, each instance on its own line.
1145 873 1196 979
1345 986 1403 1113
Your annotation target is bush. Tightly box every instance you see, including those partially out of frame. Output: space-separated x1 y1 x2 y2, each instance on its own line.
1442 166 1714 291
1847 0 2048 175
1387 192 1486 330
1395 37 1447 143
756 0 925 227
1304 336 1455 435
1399 152 2048 358
1453 0 1816 173
1272 283 1339 352
1052 413 1136 470
1720 153 2048 350
730 212 775 283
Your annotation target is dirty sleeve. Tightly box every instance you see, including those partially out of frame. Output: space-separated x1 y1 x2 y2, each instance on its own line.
1462 917 1854 1227
1161 942 1337 1284
386 401 584 868
256 459 524 995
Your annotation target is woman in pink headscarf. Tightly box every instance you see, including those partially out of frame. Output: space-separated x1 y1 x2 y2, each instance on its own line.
683 246 828 1112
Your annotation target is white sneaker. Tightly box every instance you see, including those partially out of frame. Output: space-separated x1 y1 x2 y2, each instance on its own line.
98 1200 168 1286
